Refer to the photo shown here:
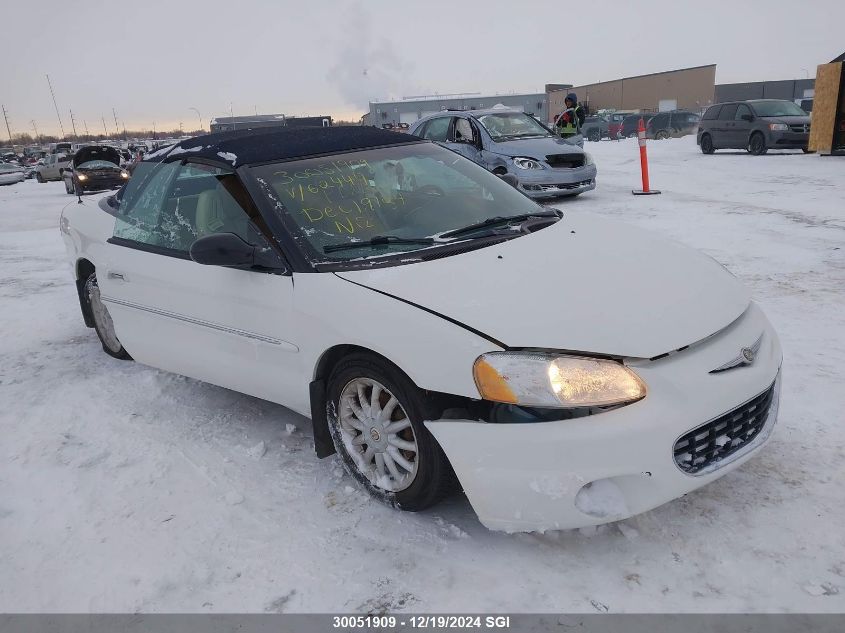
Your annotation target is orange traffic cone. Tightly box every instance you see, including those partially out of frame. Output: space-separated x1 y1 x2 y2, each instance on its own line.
632 117 661 195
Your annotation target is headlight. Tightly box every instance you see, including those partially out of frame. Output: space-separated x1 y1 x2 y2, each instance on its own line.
77 173 87 181
120 170 129 178
512 157 543 170
583 152 594 166
769 123 789 131
473 352 646 408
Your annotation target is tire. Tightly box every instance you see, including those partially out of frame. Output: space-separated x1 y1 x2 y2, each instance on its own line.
700 134 715 154
655 130 670 140
588 129 601 142
35 172 44 183
326 353 455 511
84 273 132 360
748 132 768 155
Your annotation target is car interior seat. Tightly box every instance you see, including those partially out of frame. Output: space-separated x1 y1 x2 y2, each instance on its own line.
455 118 473 142
195 184 249 238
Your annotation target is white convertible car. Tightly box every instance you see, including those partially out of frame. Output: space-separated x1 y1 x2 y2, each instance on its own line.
60 127 782 532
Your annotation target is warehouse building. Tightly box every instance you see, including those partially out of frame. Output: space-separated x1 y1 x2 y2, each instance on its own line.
548 65 717 120
714 79 815 104
209 114 332 133
368 92 549 128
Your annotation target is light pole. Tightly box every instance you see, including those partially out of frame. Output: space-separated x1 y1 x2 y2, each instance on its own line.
30 120 39 143
188 107 202 132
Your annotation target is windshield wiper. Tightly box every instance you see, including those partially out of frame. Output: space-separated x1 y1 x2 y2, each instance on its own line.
439 210 561 239
323 235 435 254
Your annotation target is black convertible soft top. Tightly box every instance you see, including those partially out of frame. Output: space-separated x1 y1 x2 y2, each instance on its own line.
146 126 423 168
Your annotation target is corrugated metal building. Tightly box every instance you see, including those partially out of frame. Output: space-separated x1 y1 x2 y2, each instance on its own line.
715 79 815 103
548 65 717 120
209 114 332 133
368 93 548 128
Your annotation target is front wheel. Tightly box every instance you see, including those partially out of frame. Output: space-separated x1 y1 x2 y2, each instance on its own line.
327 354 454 511
700 134 715 154
84 273 132 360
655 130 670 140
36 172 44 183
748 132 768 155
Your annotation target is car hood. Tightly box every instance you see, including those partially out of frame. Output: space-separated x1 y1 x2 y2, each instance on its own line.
335 214 750 358
488 136 583 160
72 145 121 168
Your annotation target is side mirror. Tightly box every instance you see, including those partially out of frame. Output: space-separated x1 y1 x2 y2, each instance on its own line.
190 232 285 271
190 233 257 268
741 114 754 122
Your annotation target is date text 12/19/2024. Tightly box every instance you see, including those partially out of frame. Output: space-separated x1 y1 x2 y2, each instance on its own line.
333 615 511 629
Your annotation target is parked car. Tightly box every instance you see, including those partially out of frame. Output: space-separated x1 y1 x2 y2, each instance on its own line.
621 113 656 138
409 109 596 199
62 145 130 194
646 110 701 140
35 153 72 182
0 162 26 186
581 116 610 142
697 100 812 155
60 126 782 532
606 112 626 139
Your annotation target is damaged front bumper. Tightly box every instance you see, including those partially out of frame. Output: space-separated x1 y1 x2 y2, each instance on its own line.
425 302 782 532
516 164 597 199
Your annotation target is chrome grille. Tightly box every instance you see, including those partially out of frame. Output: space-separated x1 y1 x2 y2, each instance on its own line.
674 381 776 474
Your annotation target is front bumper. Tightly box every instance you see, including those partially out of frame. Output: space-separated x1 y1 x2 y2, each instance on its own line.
769 130 809 148
77 176 126 190
426 301 782 532
517 164 598 199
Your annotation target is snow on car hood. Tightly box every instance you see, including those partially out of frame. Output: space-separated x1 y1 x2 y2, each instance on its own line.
335 214 750 358
488 136 583 160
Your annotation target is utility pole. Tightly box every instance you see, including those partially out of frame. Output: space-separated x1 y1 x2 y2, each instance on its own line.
31 120 40 143
230 103 235 130
46 74 66 138
83 120 89 138
112 108 123 141
102 116 108 137
69 109 78 139
2 104 12 144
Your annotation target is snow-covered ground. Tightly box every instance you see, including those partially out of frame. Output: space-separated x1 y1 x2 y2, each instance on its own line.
1 136 843 613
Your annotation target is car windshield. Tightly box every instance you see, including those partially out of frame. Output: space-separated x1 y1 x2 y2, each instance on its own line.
250 142 542 262
476 112 552 140
77 160 119 169
752 101 807 117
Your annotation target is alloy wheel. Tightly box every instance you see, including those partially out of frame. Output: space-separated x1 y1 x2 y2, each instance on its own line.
338 377 419 492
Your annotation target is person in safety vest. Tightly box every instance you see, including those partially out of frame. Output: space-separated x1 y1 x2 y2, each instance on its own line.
555 93 585 138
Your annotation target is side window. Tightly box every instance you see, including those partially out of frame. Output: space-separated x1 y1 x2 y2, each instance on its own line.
718 104 738 120
420 117 451 142
113 161 180 246
702 105 721 120
114 161 254 253
735 104 751 120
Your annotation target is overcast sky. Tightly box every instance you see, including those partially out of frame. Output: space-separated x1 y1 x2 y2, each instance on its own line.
2 0 843 137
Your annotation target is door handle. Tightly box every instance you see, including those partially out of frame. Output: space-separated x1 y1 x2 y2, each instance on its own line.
108 271 126 281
